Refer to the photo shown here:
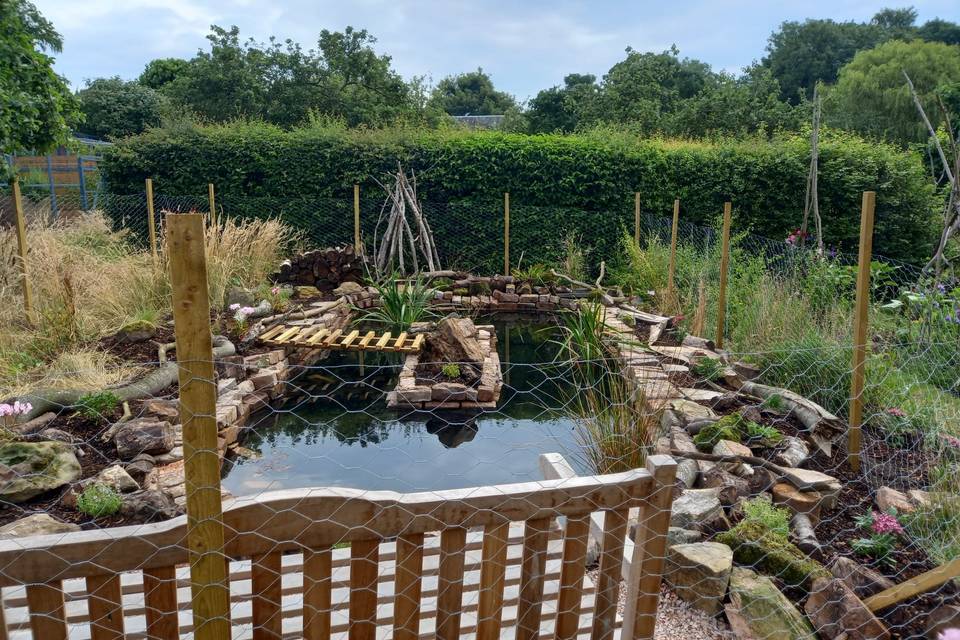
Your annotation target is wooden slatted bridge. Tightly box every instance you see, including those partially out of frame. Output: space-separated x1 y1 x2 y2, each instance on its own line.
259 324 425 353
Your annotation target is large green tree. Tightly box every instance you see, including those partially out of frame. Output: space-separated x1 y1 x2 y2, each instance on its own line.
917 18 960 46
825 39 960 145
428 68 516 116
0 0 78 162
77 77 167 139
137 58 190 90
526 74 598 133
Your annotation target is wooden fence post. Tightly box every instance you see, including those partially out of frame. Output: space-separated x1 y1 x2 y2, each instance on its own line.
634 193 641 247
207 183 217 227
146 178 158 260
11 177 34 322
504 192 510 275
848 191 876 473
715 202 732 348
353 184 361 254
621 455 678 639
167 213 231 639
667 199 679 293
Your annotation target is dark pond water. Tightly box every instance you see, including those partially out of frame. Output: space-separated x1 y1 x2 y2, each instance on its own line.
221 320 589 496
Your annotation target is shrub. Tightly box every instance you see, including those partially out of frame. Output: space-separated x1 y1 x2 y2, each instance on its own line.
78 391 121 420
77 483 123 517
441 363 461 379
692 412 781 450
691 357 724 382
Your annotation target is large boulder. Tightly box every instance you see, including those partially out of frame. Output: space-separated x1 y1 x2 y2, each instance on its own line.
0 441 82 503
664 542 733 615
422 316 487 381
114 419 175 460
727 567 817 640
804 577 890 640
0 513 80 539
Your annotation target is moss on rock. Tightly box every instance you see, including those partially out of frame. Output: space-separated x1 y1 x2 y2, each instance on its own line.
717 520 830 587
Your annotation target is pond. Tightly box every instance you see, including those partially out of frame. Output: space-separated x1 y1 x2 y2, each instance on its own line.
221 319 589 496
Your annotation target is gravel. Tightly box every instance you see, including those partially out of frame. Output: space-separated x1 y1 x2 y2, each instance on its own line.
587 570 734 640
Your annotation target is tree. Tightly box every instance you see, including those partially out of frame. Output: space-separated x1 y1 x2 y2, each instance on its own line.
763 18 885 103
0 0 78 162
77 77 167 139
870 6 918 39
917 18 960 46
825 39 960 144
138 58 190 90
527 74 598 133
428 68 516 116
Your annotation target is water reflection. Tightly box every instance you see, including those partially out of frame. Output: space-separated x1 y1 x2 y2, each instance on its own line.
221 319 587 494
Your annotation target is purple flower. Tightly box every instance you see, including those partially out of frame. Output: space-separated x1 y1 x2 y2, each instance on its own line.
938 629 960 640
229 303 241 311
871 511 904 536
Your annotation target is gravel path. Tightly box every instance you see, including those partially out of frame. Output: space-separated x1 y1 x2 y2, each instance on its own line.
587 570 734 639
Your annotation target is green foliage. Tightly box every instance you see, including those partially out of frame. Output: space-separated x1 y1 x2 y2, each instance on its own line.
511 263 556 287
440 363 461 379
718 519 830 587
77 77 167 139
691 357 724 382
527 74 599 133
361 277 433 332
77 483 123 518
743 421 784 446
0 0 80 163
741 497 791 538
428 68 516 116
137 58 190 90
826 39 960 145
693 412 781 450
758 334 853 416
77 391 121 420
102 125 938 266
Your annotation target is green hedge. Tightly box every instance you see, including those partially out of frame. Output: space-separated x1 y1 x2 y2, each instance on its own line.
101 123 940 265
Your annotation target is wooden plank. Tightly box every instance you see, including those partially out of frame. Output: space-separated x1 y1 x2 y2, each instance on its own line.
865 556 960 612
358 331 377 350
340 330 361 348
476 522 510 640
86 574 124 640
252 552 283 640
146 178 158 260
322 329 343 348
259 325 288 341
622 456 678 640
848 191 876 473
0 470 653 586
374 332 392 350
11 178 33 321
393 533 424 640
392 332 408 352
167 213 232 640
516 517 551 640
273 326 303 344
715 201 732 349
408 334 425 353
349 540 379 640
667 199 679 294
303 549 332 640
555 515 591 640
591 509 628 640
143 566 179 640
436 527 467 640
26 582 67 640
305 328 330 345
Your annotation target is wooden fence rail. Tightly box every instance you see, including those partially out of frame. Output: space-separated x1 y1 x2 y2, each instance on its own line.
0 457 676 640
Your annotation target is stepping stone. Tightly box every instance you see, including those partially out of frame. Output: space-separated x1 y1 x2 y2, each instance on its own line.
665 542 733 615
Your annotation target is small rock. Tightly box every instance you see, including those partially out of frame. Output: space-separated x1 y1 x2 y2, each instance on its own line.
38 428 79 444
120 490 182 522
96 465 139 493
142 399 180 420
226 286 255 307
713 439 754 476
829 556 895 599
0 513 80 539
728 567 816 639
125 454 155 483
907 489 932 509
665 542 733 615
781 468 841 508
667 527 703 546
876 486 914 514
804 577 890 640
333 281 364 296
700 466 751 506
733 361 761 381
670 399 718 421
670 488 724 530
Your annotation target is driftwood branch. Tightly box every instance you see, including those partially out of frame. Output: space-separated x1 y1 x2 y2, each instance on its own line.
668 449 826 491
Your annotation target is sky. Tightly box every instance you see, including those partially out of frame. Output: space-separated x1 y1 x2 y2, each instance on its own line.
34 0 960 102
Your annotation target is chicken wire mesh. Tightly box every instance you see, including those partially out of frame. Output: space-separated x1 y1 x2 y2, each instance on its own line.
0 189 958 639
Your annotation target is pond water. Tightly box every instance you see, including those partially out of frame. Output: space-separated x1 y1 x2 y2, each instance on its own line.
221 320 589 496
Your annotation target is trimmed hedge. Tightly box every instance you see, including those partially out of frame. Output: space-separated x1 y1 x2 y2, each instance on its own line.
101 123 939 265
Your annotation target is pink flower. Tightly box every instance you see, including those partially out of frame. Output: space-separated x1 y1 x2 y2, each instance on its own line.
886 407 907 418
229 303 241 311
938 629 960 640
944 435 960 449
0 402 32 417
871 511 904 536
271 286 280 295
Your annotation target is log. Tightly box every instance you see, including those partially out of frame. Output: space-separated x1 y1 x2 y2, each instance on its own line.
739 381 843 455
274 246 363 291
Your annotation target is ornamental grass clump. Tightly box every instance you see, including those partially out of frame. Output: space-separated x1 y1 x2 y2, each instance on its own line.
361 275 434 332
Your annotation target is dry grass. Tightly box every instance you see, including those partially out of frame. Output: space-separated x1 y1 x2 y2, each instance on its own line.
0 211 294 395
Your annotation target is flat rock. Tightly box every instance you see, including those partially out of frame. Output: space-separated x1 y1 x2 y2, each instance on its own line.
0 441 82 503
781 467 841 508
667 527 703 546
805 577 890 640
876 486 914 514
665 542 733 615
728 567 817 640
772 482 822 523
713 439 754 476
700 466 751 506
668 399 718 420
670 488 724 530
680 388 724 402
0 513 80 539
120 490 182 522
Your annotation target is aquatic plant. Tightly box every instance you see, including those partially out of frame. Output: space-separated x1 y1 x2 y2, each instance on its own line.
362 275 434 332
